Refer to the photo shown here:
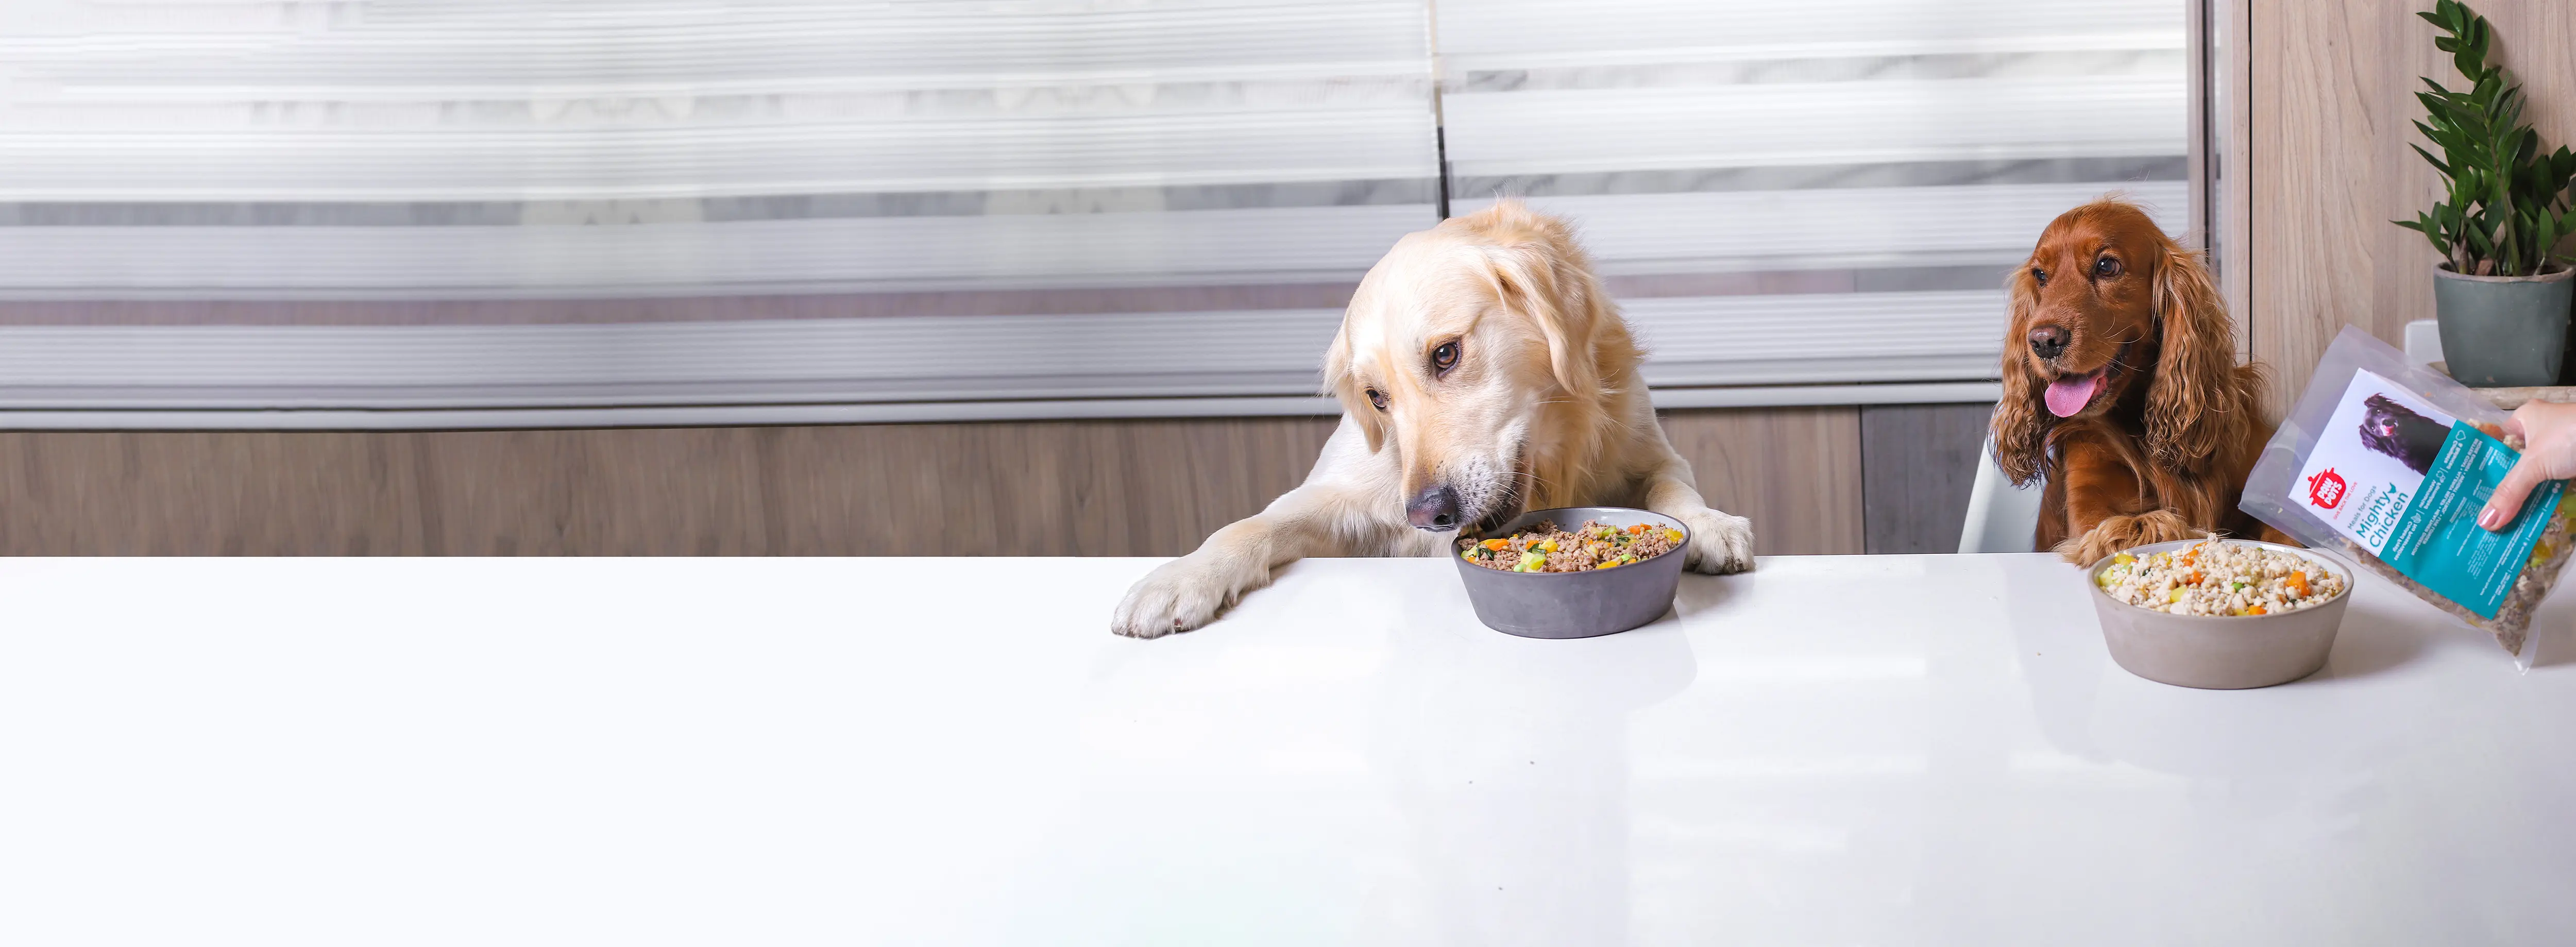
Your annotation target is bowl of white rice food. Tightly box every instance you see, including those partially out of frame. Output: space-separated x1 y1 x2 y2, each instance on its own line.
2085 538 2355 689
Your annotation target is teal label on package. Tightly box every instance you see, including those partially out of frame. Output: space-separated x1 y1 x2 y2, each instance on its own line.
2291 370 2565 619
2375 423 2562 618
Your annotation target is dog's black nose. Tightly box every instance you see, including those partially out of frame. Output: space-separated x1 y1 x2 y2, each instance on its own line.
2028 325 2069 360
1406 485 1462 531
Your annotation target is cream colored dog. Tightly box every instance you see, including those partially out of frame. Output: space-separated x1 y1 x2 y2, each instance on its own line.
1111 201 1757 638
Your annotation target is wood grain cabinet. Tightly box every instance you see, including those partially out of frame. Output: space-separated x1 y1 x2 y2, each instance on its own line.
0 405 1994 556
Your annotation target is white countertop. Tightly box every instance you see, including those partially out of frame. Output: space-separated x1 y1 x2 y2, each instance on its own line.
3 554 2573 945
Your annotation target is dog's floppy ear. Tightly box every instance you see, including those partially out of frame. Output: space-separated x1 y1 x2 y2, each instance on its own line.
1990 264 2050 486
2144 243 2239 471
1480 213 1600 398
1321 320 1387 453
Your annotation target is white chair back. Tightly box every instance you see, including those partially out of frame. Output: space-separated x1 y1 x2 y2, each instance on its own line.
1956 433 2045 554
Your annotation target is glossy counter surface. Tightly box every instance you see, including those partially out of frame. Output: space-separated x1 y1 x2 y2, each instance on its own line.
3 555 2572 944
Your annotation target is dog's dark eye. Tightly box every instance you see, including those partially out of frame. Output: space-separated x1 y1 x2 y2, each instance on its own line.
1365 387 1388 411
2094 256 2121 279
2031 266 2048 286
1431 341 1459 376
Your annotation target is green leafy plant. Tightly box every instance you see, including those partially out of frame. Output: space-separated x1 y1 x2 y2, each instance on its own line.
2396 0 2576 277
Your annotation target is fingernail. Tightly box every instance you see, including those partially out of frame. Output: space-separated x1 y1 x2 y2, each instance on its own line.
2479 506 2506 530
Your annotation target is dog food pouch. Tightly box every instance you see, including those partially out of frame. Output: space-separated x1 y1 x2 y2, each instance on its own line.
2242 326 2576 668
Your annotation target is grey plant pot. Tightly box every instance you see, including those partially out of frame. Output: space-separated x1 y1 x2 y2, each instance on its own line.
2433 264 2575 387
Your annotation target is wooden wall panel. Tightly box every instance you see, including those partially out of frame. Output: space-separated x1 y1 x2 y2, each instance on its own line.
4 432 426 555
1858 403 1993 555
2250 0 2576 409
413 427 777 555
766 418 1337 557
0 407 1870 557
1659 407 1866 556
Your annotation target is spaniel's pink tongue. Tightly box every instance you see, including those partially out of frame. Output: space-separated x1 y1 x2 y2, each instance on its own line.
2045 371 2102 418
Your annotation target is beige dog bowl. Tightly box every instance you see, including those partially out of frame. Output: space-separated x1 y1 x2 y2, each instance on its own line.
2085 539 2354 689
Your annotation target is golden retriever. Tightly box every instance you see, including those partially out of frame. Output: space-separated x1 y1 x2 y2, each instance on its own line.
1111 201 1758 638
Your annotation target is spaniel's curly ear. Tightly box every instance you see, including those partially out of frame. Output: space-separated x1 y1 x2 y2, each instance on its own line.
2144 245 2238 471
1321 322 1387 453
1991 265 2050 486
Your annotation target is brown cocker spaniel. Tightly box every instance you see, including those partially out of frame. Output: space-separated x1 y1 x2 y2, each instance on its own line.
1991 198 2291 564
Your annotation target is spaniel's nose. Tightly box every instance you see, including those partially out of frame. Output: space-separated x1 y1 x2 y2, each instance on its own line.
1406 485 1462 531
2028 325 2070 360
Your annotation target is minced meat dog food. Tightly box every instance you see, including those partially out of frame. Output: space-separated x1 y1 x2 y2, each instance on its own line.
2096 540 2347 616
1459 519 1681 572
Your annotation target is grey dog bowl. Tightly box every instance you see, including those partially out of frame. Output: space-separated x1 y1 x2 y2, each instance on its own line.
1452 506 1689 638
2085 538 2354 689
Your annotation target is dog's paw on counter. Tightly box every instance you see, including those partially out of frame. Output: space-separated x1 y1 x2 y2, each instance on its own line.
1110 553 1264 638
2059 510 2199 566
1675 509 1757 575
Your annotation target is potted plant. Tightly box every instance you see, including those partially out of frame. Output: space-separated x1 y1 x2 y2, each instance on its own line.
2396 0 2576 387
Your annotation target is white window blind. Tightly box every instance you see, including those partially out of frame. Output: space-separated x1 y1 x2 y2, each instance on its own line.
0 1 1436 421
1436 0 2191 388
0 1 2185 426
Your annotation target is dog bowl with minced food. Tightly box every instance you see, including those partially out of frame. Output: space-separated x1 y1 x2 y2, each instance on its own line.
2085 538 2354 689
1452 506 1689 639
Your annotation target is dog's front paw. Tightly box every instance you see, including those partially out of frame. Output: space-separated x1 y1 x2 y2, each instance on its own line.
1110 554 1259 639
1676 509 1756 575
2059 511 2200 565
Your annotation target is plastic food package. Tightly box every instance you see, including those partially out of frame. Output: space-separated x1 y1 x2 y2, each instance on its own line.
2241 326 2574 667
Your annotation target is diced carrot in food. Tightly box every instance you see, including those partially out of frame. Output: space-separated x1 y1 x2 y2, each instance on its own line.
2285 572 2309 597
2246 605 2267 615
1463 519 1677 573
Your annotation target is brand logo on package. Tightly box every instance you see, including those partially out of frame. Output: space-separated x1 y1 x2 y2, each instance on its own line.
2307 468 2348 510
